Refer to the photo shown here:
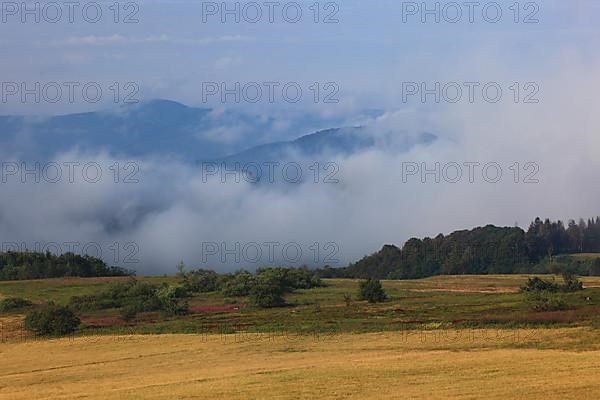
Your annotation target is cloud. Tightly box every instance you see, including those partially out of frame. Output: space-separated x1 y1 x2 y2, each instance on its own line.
3 3 600 276
214 56 243 69
48 34 253 47
4 51 600 275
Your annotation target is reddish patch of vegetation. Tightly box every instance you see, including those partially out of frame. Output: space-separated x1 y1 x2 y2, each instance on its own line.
524 306 600 323
81 316 123 328
134 312 161 323
189 304 242 313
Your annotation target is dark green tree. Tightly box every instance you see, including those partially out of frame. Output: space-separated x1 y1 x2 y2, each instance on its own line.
358 279 386 303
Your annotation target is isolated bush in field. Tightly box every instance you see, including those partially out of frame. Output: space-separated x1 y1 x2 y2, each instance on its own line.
0 297 32 312
358 279 387 303
525 291 568 312
250 273 286 308
24 303 80 336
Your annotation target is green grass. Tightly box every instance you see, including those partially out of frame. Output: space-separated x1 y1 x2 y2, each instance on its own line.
0 276 177 304
2 275 600 338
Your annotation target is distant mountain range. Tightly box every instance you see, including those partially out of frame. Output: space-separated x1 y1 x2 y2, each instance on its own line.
0 99 436 163
219 127 437 167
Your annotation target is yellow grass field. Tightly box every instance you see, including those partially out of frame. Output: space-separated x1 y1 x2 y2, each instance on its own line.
2 328 600 399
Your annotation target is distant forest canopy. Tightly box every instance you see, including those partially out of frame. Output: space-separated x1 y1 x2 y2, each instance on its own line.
4 217 600 281
0 251 134 281
319 217 600 279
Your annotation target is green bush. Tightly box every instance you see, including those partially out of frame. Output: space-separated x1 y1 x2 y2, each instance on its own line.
561 271 584 292
221 270 254 297
182 269 220 293
525 291 568 312
108 280 162 313
521 277 560 292
250 273 286 308
0 297 32 312
156 284 189 316
68 279 185 316
120 305 138 322
256 267 323 291
521 274 584 293
358 279 387 303
24 304 80 336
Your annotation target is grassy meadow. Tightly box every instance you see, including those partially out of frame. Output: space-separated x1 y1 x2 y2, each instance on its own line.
2 275 600 339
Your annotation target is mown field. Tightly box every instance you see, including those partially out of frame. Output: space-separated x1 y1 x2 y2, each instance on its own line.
2 328 600 399
1 275 600 399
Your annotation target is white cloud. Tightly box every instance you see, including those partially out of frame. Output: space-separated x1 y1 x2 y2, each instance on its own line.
48 34 253 47
214 56 243 69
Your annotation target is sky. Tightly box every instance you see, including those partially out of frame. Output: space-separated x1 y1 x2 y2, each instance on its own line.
2 0 598 114
1 1 600 273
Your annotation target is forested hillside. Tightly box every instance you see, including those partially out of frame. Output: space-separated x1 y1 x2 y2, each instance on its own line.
0 252 133 281
320 217 600 279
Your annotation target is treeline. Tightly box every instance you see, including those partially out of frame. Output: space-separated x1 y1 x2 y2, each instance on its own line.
319 217 600 280
0 251 133 280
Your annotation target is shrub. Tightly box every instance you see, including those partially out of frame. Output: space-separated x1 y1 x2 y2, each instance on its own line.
156 284 189 316
250 273 286 308
0 297 32 312
525 291 568 312
256 267 323 291
521 277 560 293
117 281 162 313
521 274 584 293
183 269 220 293
24 304 80 336
358 279 386 303
120 305 138 322
221 270 254 297
561 271 584 292
68 279 184 316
